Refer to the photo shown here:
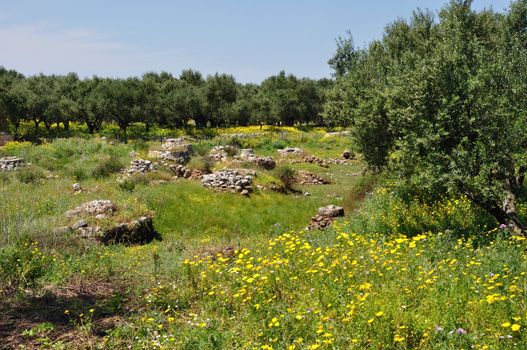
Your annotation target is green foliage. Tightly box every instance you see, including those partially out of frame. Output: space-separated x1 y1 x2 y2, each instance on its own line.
274 165 296 192
15 166 45 184
92 156 124 178
0 240 53 289
187 156 215 173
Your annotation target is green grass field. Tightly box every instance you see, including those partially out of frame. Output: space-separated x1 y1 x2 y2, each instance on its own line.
1 127 524 349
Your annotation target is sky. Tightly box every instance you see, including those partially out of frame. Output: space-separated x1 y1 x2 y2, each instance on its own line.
0 0 513 83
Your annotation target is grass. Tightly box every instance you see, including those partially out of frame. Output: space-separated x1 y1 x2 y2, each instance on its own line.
1 126 522 349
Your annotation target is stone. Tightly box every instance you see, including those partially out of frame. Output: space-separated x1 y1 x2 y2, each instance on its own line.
240 149 255 157
126 159 155 174
101 216 160 245
318 205 345 218
65 200 116 218
72 220 88 229
201 169 253 194
77 226 101 239
209 146 236 162
0 157 24 171
72 183 83 193
295 171 330 185
240 189 249 196
256 156 276 170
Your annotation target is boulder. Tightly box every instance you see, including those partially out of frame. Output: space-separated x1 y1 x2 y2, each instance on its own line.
66 200 116 218
101 217 160 245
240 149 255 157
318 205 344 218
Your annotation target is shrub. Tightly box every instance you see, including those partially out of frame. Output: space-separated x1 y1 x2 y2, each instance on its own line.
274 165 296 192
16 166 45 184
187 156 215 174
0 240 53 290
92 156 124 178
118 177 136 192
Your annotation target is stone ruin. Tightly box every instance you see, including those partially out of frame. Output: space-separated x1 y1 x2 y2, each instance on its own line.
295 170 330 185
149 143 193 165
307 205 345 230
238 148 276 170
65 200 116 219
208 145 236 162
162 137 187 150
201 169 254 195
0 157 24 171
126 159 155 174
65 200 160 245
170 164 205 180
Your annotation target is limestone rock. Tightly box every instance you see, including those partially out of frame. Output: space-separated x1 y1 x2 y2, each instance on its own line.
72 183 84 193
66 200 116 218
318 205 344 218
0 157 24 171
126 159 154 174
201 169 253 194
101 216 160 245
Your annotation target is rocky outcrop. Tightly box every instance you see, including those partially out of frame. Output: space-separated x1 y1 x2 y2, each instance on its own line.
0 157 24 171
71 216 160 245
308 205 345 230
65 200 116 219
126 159 155 174
201 169 253 195
101 216 160 245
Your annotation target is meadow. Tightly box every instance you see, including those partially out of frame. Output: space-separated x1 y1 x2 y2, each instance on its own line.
0 126 525 349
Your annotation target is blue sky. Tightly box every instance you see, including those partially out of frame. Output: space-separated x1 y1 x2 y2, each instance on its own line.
0 0 512 83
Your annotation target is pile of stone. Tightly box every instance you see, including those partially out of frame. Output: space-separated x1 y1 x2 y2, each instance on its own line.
238 149 276 170
295 171 330 185
201 169 253 195
307 205 345 230
126 159 155 174
0 157 24 171
278 147 304 156
65 200 116 219
162 137 187 150
209 146 236 162
170 164 205 180
149 143 193 165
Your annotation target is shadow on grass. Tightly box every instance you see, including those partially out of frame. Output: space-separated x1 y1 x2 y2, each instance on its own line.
0 279 128 349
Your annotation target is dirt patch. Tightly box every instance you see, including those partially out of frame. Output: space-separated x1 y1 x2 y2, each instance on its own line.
0 278 128 349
